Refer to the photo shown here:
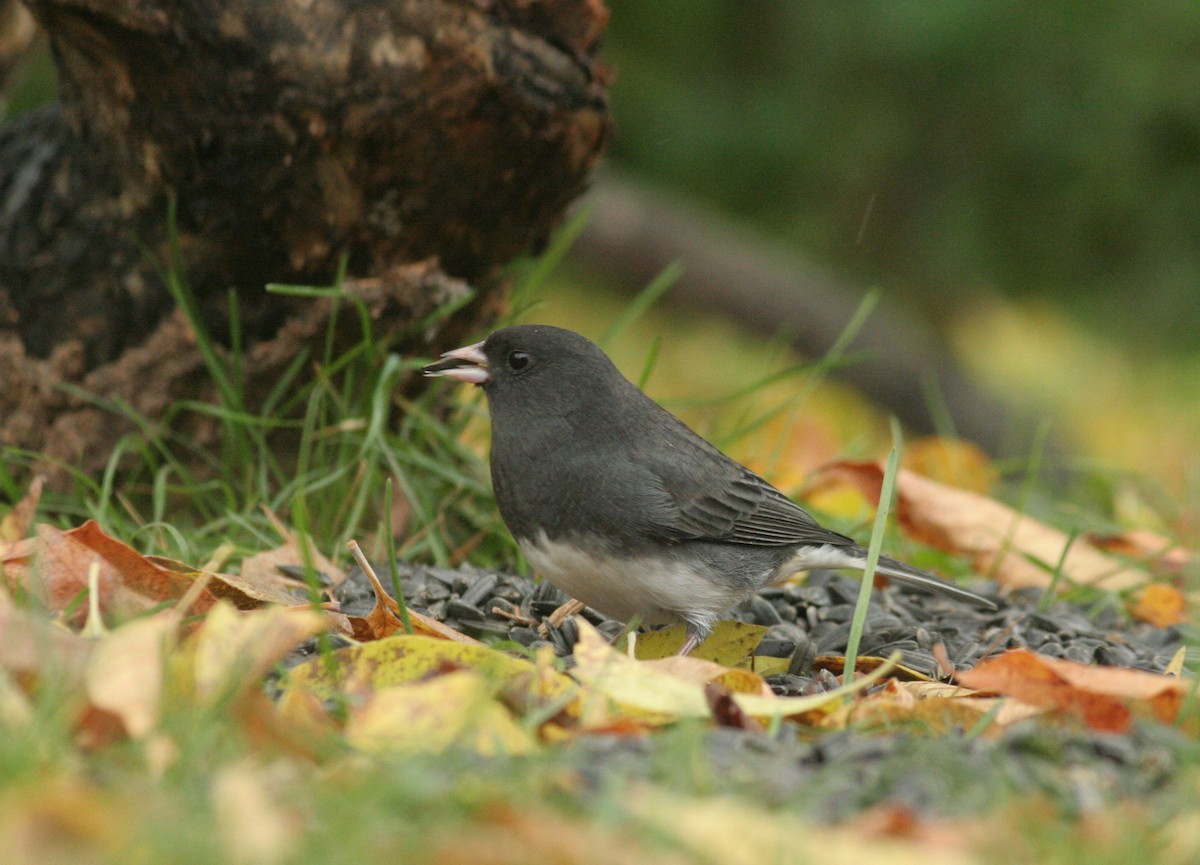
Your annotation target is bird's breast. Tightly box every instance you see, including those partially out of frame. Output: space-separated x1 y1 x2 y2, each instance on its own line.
520 531 755 627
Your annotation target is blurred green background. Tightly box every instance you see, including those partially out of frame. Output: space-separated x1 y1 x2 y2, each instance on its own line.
600 0 1200 345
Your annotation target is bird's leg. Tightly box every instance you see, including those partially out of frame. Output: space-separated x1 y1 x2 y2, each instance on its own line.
677 619 712 656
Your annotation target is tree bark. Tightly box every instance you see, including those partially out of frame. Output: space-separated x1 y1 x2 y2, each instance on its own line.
0 0 610 480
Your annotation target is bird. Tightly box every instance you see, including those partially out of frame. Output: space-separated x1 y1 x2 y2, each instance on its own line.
423 324 996 655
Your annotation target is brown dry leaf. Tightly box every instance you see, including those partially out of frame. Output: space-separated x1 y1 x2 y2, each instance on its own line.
956 648 1191 733
808 461 1147 591
5 522 225 623
0 476 42 541
835 679 1043 732
149 556 302 609
1089 528 1194 576
340 604 482 644
1128 582 1187 628
191 602 327 704
241 524 344 591
68 521 219 612
6 525 149 620
84 613 177 739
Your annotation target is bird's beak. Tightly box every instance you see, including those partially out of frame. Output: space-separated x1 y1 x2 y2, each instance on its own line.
421 341 490 384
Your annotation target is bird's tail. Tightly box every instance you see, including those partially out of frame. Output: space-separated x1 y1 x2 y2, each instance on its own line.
871 551 997 609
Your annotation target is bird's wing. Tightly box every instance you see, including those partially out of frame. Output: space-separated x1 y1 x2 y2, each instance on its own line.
632 422 854 548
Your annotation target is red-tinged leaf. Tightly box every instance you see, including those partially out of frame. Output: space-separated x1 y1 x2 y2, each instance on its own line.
68 521 218 610
32 524 153 620
956 649 1191 733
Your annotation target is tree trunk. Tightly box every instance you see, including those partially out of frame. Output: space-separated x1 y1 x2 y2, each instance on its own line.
0 0 610 481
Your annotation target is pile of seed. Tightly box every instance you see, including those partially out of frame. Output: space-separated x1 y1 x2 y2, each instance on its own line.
326 561 1192 818
334 561 1183 685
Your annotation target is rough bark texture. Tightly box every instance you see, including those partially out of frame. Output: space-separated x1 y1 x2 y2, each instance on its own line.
0 0 611 481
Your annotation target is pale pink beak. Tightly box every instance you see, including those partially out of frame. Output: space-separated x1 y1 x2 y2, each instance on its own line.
421 341 490 385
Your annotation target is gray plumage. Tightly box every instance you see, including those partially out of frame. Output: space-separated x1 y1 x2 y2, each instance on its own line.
424 324 996 653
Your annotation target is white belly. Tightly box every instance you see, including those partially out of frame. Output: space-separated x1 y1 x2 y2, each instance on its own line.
520 532 753 630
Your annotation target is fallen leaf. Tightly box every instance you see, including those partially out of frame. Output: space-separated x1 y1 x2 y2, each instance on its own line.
84 613 178 738
573 619 898 722
68 521 219 611
149 556 303 608
634 620 767 665
1089 528 1193 576
344 669 535 755
284 633 575 710
956 649 1192 733
837 679 1043 732
241 523 344 591
191 602 328 704
705 680 764 731
1128 582 1187 628
808 462 1147 591
0 476 42 541
0 587 93 687
903 437 997 494
20 524 150 620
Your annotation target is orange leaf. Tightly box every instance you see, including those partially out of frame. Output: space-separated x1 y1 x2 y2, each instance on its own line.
67 521 218 612
1128 583 1187 628
808 462 1147 591
903 437 997 494
956 649 1190 733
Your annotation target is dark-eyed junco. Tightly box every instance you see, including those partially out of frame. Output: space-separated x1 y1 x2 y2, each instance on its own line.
424 324 996 654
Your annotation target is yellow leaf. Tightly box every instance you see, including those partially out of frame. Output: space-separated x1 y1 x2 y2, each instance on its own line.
285 633 570 698
344 670 535 755
574 620 898 722
634 620 767 665
573 621 711 719
643 656 771 696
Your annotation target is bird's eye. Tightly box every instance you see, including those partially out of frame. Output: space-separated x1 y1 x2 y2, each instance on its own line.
506 350 531 372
